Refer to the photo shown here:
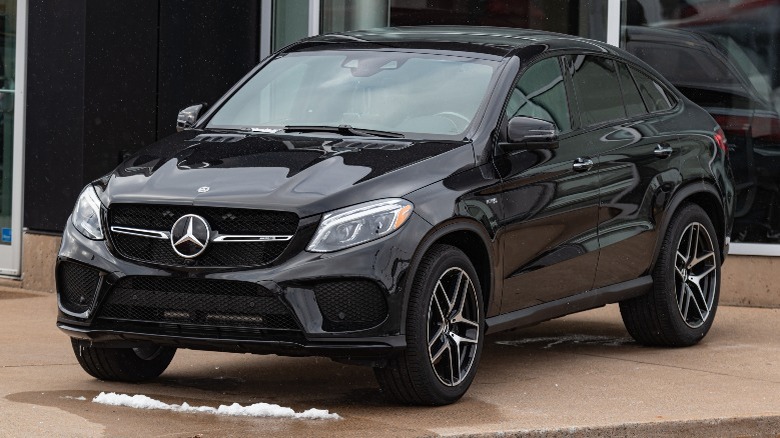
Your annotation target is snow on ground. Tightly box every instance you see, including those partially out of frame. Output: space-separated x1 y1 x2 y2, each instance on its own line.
91 392 341 420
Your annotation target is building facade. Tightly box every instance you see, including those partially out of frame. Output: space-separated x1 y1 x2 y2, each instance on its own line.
2 0 778 303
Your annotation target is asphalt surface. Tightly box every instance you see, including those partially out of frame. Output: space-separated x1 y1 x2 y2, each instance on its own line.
1 288 779 437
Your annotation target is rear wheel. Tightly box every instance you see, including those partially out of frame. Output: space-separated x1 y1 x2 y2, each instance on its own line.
620 204 721 347
71 339 176 382
375 244 484 405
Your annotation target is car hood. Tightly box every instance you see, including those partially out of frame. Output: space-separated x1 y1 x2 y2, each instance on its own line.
98 130 474 217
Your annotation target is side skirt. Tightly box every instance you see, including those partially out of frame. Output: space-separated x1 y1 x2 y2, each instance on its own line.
485 276 652 334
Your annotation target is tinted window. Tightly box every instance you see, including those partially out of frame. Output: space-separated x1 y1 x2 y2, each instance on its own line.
618 63 648 117
571 56 627 126
506 57 571 131
631 67 674 112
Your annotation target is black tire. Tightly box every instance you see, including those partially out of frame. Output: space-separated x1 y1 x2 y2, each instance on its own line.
620 203 721 347
375 244 485 405
71 339 176 382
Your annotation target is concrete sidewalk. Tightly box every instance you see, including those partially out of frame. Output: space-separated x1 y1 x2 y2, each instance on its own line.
1 288 778 437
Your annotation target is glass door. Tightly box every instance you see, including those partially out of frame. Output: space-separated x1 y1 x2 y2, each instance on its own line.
0 0 23 276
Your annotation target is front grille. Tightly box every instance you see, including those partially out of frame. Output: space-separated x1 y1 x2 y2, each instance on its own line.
58 262 102 315
108 204 299 267
313 280 388 331
98 276 299 330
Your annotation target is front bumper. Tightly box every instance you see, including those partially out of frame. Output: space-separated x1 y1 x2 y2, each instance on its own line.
57 212 432 359
60 323 406 359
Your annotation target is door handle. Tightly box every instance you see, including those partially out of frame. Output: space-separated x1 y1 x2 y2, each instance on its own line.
654 143 673 158
572 157 593 172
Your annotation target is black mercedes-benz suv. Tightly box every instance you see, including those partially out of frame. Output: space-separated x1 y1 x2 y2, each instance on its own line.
58 26 734 405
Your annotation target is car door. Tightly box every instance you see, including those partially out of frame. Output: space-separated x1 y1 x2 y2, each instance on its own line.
587 61 683 288
494 56 601 312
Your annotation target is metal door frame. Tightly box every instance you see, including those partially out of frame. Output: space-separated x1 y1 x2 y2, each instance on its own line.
0 0 27 276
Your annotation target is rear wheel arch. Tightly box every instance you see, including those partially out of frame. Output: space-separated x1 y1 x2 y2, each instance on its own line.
653 181 727 269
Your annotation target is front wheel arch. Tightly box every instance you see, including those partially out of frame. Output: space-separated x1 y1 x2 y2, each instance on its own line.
376 243 485 404
400 219 496 334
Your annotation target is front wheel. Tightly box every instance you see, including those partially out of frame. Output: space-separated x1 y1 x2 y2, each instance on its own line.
620 203 721 347
375 244 484 405
71 339 176 382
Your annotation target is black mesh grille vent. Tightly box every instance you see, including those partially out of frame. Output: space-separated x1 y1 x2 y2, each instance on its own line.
98 276 299 330
58 262 101 315
108 204 298 267
313 280 388 331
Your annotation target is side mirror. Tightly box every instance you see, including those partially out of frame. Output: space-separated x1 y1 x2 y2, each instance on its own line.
501 116 559 152
176 103 206 132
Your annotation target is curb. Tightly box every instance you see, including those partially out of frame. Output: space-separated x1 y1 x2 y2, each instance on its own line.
452 416 780 437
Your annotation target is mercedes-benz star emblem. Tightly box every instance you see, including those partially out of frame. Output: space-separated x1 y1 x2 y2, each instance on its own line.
170 214 211 258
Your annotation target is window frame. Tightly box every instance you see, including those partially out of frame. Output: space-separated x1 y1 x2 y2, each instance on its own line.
557 52 682 136
497 54 576 143
615 60 650 117
503 55 574 134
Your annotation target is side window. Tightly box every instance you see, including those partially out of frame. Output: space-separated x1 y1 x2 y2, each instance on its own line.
505 57 571 132
617 62 648 117
570 55 627 126
630 67 675 112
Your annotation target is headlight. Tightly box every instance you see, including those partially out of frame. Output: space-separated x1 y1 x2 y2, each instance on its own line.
71 185 104 240
307 199 413 252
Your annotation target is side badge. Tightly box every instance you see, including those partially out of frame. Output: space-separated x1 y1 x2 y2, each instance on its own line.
197 186 210 193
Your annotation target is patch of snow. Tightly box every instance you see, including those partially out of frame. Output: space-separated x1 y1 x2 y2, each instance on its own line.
92 392 340 420
63 396 87 401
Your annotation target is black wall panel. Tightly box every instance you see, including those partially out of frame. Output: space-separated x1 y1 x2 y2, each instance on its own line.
83 1 159 182
25 0 87 232
25 1 262 233
157 0 260 138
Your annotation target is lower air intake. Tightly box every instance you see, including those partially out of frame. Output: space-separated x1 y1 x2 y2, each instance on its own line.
58 262 102 315
313 280 388 331
99 276 298 330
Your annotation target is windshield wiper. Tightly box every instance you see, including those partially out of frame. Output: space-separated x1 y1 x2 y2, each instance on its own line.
283 124 404 138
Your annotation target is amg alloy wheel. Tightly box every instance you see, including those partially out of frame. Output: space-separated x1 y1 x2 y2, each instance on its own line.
620 204 721 347
427 267 481 387
375 244 484 405
674 222 718 329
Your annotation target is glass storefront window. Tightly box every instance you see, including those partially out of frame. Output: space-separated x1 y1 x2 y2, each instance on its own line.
322 0 389 33
0 0 14 245
321 0 609 42
623 1 780 245
273 0 310 51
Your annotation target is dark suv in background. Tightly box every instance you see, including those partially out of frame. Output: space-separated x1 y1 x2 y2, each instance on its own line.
57 26 734 405
626 25 779 242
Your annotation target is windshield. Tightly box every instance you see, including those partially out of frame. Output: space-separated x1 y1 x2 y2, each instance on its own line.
207 51 499 137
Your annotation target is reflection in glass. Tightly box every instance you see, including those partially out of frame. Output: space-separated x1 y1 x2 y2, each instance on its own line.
322 0 388 34
318 0 608 42
208 51 498 137
624 0 780 244
506 57 571 131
